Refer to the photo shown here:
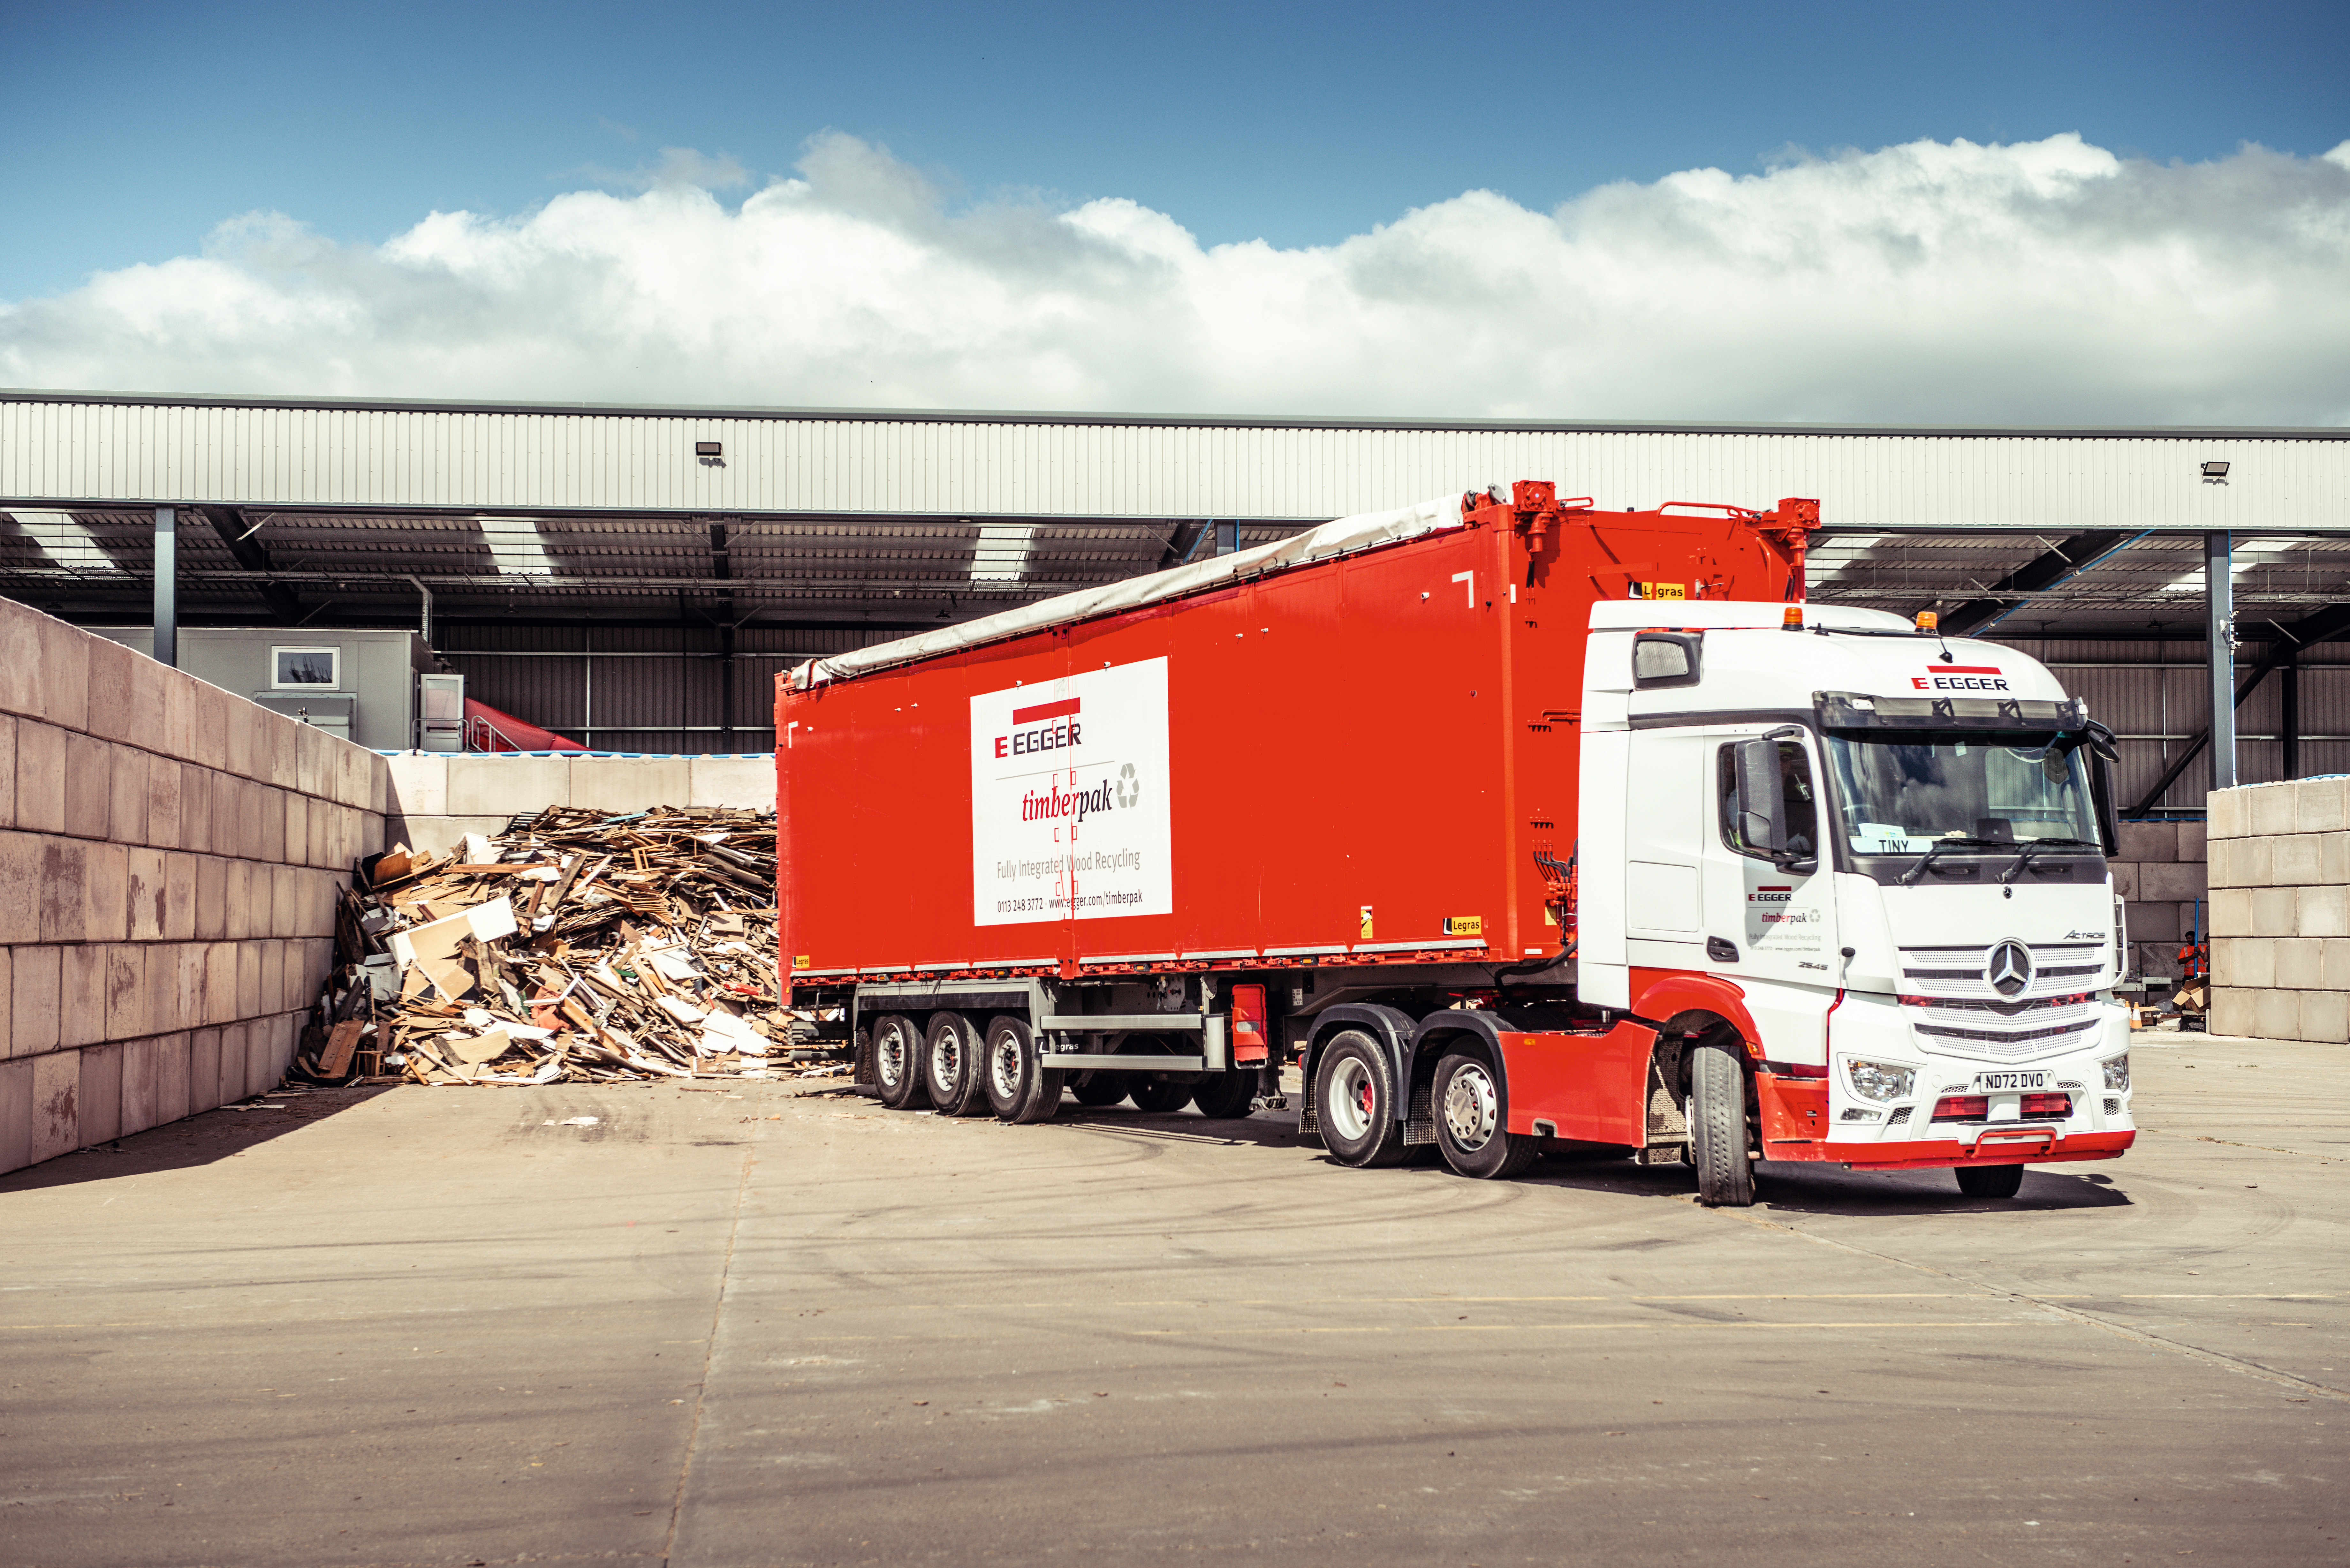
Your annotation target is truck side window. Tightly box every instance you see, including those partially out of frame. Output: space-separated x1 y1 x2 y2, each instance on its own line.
1718 740 1819 860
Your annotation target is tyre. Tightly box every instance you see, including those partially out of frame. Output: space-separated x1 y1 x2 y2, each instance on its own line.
872 1014 929 1110
851 1026 874 1088
1190 1069 1258 1119
1070 1074 1131 1107
1312 1031 1408 1167
924 1012 988 1115
1955 1162 2026 1200
984 1015 1064 1124
1432 1053 1538 1179
1129 1078 1193 1114
1688 1044 1755 1207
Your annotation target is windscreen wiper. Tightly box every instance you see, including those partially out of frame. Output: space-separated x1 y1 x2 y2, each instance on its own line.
1897 835 2008 886
1999 837 2101 884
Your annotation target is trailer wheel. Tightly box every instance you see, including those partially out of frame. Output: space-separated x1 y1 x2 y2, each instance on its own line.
1070 1074 1131 1107
924 1012 989 1116
1313 1031 1408 1168
1190 1069 1257 1119
1129 1078 1193 1114
1689 1044 1755 1207
1432 1054 1538 1179
984 1016 1064 1124
873 1014 929 1111
1954 1163 2026 1200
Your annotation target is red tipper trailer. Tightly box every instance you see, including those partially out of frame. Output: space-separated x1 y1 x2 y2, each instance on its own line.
777 482 2136 1204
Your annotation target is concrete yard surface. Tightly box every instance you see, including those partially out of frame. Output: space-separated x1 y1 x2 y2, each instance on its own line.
1 1034 2343 1567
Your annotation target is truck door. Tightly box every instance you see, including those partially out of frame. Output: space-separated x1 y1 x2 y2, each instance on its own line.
1700 728 1839 994
1621 728 1708 972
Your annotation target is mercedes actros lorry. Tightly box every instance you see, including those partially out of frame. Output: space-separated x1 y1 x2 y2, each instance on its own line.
775 483 2134 1205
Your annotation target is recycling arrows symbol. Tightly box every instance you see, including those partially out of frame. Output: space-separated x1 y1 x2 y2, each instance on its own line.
1116 762 1139 809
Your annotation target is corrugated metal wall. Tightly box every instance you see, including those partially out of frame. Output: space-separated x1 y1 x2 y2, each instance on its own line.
5 396 2345 529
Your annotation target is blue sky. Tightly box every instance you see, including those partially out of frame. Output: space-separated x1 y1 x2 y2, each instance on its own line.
4 0 2343 302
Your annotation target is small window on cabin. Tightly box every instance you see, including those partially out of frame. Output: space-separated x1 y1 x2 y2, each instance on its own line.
271 646 340 688
1632 632 1702 689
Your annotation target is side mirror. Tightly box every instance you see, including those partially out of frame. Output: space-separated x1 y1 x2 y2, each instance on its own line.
1736 737 1786 854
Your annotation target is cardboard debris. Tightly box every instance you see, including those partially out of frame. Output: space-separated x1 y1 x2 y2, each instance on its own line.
298 805 848 1089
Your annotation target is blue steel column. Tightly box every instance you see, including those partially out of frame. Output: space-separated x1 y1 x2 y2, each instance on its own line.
153 505 178 668
2206 531 2235 792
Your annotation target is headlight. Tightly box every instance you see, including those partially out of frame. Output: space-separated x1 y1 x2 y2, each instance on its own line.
2103 1053 2130 1091
1846 1059 1916 1103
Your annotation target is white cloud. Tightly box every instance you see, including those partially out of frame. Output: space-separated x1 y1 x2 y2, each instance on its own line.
3 131 2346 424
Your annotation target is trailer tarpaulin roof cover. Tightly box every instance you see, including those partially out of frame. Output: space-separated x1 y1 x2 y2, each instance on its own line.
791 493 1468 687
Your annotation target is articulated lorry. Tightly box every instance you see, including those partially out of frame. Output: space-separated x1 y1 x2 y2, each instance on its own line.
775 484 2135 1205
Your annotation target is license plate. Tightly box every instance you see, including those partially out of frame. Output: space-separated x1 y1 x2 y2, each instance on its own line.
1970 1070 2051 1093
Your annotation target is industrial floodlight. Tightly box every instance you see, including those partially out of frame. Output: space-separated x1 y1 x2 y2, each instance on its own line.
2201 460 2229 479
695 441 723 457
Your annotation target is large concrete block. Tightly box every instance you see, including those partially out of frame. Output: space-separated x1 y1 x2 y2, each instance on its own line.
2322 833 2350 887
178 766 210 854
11 946 60 1056
63 733 112 839
143 755 181 849
447 754 573 817
14 719 66 834
261 940 287 1014
32 609 91 734
2213 936 2273 989
2207 786 2246 841
0 1058 29 1172
2110 861 2140 898
223 701 255 782
2299 990 2350 1044
78 1042 122 1146
2209 837 2260 889
194 854 226 941
572 756 691 813
128 651 170 755
256 786 286 864
2247 782 2299 839
84 841 126 943
156 1033 191 1126
295 723 330 800
2272 936 2324 990
2253 986 2301 1042
2131 899 2185 944
38 839 88 943
0 832 38 945
217 1024 247 1104
31 1047 80 1164
190 683 232 773
105 944 149 1039
0 947 8 1060
281 791 308 868
359 810 384 860
158 667 197 765
203 943 238 1027
2299 884 2350 939
224 859 252 942
162 851 196 941
2174 818 2207 865
2250 886 2299 937
2293 776 2350 835
126 847 165 941
59 946 105 1048
171 944 209 1033
119 1036 157 1136
267 713 300 789
368 753 392 817
0 598 40 720
689 755 777 810
2139 861 2206 902
237 944 262 1020
0 713 13 829
2204 888 2250 938
2271 834 2323 886
105 744 147 846
2323 939 2350 992
210 774 242 864
2115 820 2176 862
85 634 136 744
188 1029 221 1113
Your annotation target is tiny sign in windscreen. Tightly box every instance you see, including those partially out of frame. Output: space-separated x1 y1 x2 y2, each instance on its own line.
969 657 1173 927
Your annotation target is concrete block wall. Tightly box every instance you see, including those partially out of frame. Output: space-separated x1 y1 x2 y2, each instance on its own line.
0 599 390 1175
384 753 774 855
2111 819 2207 982
2207 778 2350 1043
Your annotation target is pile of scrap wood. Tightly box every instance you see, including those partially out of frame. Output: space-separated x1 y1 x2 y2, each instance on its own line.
298 805 849 1087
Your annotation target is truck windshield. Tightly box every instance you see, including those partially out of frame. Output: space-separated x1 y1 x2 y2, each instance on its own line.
1823 733 2099 856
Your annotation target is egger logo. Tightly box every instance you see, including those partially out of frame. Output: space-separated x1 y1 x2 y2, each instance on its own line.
995 696 1082 757
1913 664 2010 692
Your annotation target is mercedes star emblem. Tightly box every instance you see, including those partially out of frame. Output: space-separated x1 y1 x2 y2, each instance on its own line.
1986 940 2033 997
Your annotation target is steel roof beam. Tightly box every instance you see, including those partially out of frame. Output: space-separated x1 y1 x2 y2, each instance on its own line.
200 506 303 622
1936 530 2145 636
2126 596 2350 816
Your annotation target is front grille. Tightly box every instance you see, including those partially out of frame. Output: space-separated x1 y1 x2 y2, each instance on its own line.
2104 1097 2122 1116
1897 941 2108 1060
1914 1017 2096 1048
1886 1105 1913 1125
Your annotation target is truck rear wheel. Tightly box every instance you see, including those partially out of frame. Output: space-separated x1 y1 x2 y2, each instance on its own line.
984 1016 1064 1123
1689 1044 1755 1207
1190 1069 1257 1119
873 1014 928 1110
1433 1053 1538 1179
1955 1163 2026 1200
1313 1032 1408 1168
1129 1078 1193 1114
1070 1074 1130 1107
924 1012 988 1116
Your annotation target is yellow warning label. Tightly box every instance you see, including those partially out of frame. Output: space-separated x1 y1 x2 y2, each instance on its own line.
794 955 811 969
1443 915 1483 937
1633 581 1688 600
1543 906 1558 927
1359 906 1375 940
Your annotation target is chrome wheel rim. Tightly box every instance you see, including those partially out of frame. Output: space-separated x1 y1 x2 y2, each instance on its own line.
1442 1062 1499 1152
930 1026 964 1094
876 1027 908 1089
1326 1056 1375 1141
989 1033 1023 1101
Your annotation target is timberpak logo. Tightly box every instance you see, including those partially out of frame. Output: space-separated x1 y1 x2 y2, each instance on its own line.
1021 779 1118 823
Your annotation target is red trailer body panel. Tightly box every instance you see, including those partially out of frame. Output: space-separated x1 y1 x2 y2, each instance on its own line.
776 488 1813 990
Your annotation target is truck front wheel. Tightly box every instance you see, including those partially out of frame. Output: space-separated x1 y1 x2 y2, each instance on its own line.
873 1014 929 1111
1689 1044 1756 1207
1955 1163 2026 1200
1433 1054 1538 1179
1313 1032 1408 1168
